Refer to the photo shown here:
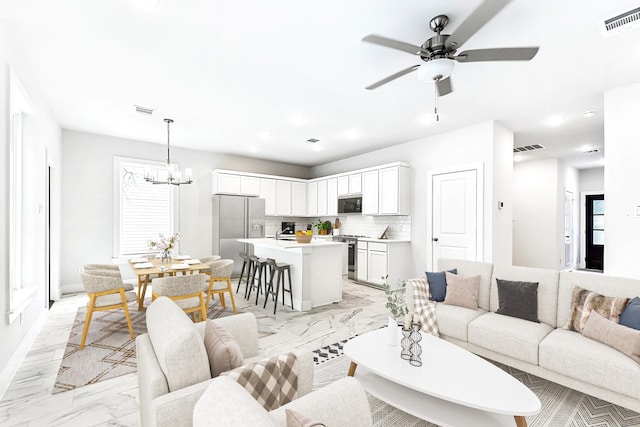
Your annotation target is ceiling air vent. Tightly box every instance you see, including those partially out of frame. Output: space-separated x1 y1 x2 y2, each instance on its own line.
134 105 154 115
582 147 600 154
513 144 545 153
600 7 640 37
306 138 320 144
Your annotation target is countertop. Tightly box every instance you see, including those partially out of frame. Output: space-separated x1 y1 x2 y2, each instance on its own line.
358 237 411 243
238 238 344 249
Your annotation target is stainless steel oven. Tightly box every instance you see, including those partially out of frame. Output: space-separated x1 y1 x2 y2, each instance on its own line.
333 235 363 280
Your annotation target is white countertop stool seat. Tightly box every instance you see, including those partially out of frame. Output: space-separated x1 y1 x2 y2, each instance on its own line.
264 258 293 314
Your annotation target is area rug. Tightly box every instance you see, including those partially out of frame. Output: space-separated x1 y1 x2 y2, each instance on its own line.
313 343 640 427
53 299 274 394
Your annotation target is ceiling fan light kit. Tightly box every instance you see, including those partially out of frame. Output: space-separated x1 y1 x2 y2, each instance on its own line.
416 58 454 82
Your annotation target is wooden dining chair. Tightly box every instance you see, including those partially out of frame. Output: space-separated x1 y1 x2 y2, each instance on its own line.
79 270 137 350
203 259 237 314
151 274 207 322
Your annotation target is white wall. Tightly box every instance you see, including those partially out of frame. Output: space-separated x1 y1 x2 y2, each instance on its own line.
60 130 310 293
579 167 604 192
0 28 62 371
312 121 513 276
558 160 579 269
603 82 640 278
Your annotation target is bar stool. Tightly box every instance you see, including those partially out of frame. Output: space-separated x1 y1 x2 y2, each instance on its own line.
246 256 269 305
236 252 254 298
263 258 294 314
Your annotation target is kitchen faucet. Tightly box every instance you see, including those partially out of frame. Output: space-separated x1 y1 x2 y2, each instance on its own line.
276 227 291 240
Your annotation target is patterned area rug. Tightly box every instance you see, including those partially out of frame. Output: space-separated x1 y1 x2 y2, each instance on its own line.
53 298 274 394
313 342 640 427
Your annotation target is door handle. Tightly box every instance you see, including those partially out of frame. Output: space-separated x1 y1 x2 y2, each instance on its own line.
433 237 438 242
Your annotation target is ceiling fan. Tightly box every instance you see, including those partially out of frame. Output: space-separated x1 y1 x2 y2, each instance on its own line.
362 0 539 97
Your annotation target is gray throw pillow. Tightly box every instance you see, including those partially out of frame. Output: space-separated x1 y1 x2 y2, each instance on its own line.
496 279 540 323
583 311 640 364
204 320 244 377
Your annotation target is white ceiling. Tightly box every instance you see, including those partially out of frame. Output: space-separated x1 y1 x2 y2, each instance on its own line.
3 0 640 168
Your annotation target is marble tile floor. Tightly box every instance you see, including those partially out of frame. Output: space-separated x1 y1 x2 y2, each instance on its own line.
0 279 388 426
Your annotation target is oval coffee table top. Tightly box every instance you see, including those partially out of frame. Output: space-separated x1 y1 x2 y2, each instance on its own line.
344 327 541 417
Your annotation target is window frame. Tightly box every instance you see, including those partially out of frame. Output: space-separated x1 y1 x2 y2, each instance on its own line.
112 156 179 259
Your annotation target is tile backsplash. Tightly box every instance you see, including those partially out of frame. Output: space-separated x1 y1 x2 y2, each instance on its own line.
266 215 411 240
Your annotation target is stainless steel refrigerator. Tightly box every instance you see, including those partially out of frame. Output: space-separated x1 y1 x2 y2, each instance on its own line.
212 195 265 276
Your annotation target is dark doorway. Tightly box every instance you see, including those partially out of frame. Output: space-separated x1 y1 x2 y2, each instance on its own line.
585 194 604 271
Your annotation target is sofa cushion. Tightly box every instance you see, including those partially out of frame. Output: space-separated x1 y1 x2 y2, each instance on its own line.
539 328 640 400
564 285 628 333
557 271 640 328
496 279 540 323
204 320 244 377
146 296 211 392
583 311 640 364
620 297 640 330
490 265 559 327
468 312 553 365
436 303 486 341
222 352 299 411
426 269 457 302
285 409 326 427
438 259 493 311
443 272 480 309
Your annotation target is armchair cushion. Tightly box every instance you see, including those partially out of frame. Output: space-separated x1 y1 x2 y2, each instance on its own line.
204 320 243 377
146 296 211 392
285 408 326 427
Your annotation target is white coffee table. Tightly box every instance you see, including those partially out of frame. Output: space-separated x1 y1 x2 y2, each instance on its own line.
344 328 541 427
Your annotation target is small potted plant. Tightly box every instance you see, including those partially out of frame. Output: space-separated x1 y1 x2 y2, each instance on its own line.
314 219 329 235
382 276 407 346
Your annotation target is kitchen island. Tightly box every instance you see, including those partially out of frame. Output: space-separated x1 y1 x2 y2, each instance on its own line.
238 238 344 311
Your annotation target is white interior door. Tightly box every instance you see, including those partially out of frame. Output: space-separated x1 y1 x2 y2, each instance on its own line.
431 169 478 268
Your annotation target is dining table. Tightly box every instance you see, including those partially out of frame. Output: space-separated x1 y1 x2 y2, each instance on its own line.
128 256 210 310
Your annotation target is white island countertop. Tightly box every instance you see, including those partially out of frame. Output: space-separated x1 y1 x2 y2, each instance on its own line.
239 237 344 249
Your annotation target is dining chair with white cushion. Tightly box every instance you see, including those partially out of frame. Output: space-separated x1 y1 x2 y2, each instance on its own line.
79 270 137 350
203 259 237 314
151 274 207 322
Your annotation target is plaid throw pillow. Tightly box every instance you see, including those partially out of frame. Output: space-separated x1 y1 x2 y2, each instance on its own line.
407 278 439 336
222 352 299 411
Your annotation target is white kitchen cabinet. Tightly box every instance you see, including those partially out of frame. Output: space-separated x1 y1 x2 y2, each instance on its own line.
212 171 260 196
337 175 349 196
357 241 368 282
276 180 292 216
349 173 362 194
259 178 277 216
306 181 318 216
317 179 328 216
327 177 338 215
356 240 411 288
379 165 410 215
291 181 307 216
362 170 379 215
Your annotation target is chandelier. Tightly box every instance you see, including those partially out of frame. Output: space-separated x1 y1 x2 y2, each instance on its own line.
144 118 193 186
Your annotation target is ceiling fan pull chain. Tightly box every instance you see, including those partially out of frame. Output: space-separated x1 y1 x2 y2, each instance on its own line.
434 82 440 122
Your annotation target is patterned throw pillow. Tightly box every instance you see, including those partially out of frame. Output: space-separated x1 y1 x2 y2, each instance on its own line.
222 352 298 411
407 278 439 336
564 285 629 333
443 272 480 310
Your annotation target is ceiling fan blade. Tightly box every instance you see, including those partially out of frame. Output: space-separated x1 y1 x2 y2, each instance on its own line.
436 77 453 96
455 47 539 62
365 65 420 90
362 34 427 56
445 0 512 50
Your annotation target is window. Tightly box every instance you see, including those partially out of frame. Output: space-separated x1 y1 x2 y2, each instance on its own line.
113 157 177 257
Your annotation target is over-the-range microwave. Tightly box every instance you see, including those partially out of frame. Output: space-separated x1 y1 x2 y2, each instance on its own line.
338 196 362 214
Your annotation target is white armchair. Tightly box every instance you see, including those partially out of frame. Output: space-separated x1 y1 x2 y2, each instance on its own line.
136 296 314 427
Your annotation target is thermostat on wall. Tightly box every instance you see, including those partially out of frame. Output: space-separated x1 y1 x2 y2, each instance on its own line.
635 206 640 218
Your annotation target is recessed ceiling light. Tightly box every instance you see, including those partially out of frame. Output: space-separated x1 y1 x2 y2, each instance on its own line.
248 145 258 153
345 130 361 140
257 131 273 141
583 110 596 118
289 113 307 125
545 115 566 127
579 145 600 153
132 0 159 11
513 154 524 162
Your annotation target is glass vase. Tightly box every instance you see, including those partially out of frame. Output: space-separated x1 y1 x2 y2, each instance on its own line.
160 248 172 264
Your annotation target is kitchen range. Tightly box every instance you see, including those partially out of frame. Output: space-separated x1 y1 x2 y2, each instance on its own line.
332 234 368 282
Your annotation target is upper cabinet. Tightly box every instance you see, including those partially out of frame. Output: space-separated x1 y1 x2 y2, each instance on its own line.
212 171 260 196
362 170 379 215
327 178 338 215
276 180 292 216
337 173 362 196
291 181 307 216
259 178 277 216
379 165 410 215
306 181 318 216
317 179 328 216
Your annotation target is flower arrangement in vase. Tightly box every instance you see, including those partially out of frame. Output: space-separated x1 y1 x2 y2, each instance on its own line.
148 232 180 263
382 276 408 346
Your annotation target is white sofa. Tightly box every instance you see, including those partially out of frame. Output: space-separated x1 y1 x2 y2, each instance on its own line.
136 296 315 427
407 259 640 413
